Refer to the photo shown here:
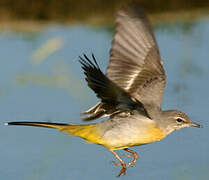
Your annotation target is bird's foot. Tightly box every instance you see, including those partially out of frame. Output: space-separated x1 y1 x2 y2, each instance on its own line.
123 149 138 167
121 154 135 167
117 163 127 177
112 161 127 177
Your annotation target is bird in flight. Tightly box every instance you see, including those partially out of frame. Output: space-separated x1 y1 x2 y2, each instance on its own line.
6 4 201 177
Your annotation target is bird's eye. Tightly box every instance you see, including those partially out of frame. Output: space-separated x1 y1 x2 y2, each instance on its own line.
176 118 183 123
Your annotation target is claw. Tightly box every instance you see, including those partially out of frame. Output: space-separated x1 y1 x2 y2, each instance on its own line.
117 165 127 177
111 149 138 177
111 150 128 177
112 161 127 176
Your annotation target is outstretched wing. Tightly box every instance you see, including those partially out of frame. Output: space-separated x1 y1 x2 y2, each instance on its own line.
79 54 149 121
106 5 166 110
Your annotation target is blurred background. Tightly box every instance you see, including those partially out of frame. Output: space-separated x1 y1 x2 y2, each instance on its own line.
0 0 209 180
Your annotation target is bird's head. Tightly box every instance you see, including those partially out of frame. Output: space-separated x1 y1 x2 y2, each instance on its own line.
160 110 202 135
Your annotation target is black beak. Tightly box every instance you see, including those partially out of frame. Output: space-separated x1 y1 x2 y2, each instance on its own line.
190 122 202 128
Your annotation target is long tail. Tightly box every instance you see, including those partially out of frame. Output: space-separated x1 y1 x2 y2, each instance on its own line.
6 121 103 145
6 121 68 129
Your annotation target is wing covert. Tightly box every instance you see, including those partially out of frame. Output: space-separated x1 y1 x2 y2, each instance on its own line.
79 54 149 121
106 5 166 110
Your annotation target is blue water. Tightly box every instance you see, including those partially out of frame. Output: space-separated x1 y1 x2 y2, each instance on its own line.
0 18 209 180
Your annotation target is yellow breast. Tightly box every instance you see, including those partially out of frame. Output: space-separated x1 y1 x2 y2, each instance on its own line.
136 124 166 144
102 123 166 150
61 122 166 151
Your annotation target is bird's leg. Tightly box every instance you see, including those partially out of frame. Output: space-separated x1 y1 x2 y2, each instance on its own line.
110 150 127 177
123 148 138 167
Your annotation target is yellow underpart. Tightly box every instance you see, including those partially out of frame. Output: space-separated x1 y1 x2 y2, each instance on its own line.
61 123 165 150
12 122 104 145
20 122 165 150
60 124 104 145
103 123 166 150
139 123 166 144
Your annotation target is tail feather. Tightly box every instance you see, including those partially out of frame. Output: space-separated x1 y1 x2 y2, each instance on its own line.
6 121 68 130
6 121 103 145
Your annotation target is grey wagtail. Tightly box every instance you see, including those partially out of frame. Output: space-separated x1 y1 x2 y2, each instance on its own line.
6 4 201 177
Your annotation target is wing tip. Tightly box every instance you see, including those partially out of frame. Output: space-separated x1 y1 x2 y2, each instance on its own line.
79 53 101 72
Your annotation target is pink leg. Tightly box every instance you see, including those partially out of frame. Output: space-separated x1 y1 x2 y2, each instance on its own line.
124 148 138 167
111 150 127 177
